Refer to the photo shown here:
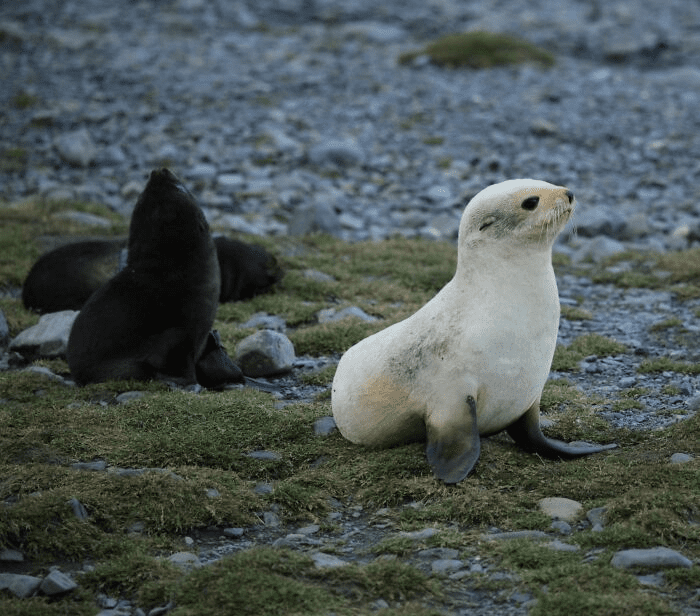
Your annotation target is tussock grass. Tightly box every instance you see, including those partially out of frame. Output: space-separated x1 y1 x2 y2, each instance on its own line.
399 31 555 69
0 198 698 615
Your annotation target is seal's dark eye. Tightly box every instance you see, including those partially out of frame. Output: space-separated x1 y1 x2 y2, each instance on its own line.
521 196 539 211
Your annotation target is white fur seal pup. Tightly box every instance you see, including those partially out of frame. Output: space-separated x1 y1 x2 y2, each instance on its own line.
332 179 616 483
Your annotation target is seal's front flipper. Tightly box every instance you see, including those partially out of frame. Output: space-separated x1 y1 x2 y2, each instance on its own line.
506 401 617 459
426 395 480 484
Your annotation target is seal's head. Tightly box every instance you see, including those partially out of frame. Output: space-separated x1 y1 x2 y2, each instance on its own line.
459 179 575 254
128 168 212 266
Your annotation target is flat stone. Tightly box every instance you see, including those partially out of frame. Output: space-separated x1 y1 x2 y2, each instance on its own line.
418 548 459 560
313 416 337 436
223 528 244 538
115 391 145 404
167 552 202 570
538 497 583 522
311 552 348 569
10 310 79 358
481 530 549 541
545 540 580 552
611 547 692 570
71 460 107 471
40 569 77 595
0 549 24 562
55 128 97 167
586 506 607 532
670 453 692 463
431 559 464 574
0 573 42 598
399 528 439 541
263 511 280 527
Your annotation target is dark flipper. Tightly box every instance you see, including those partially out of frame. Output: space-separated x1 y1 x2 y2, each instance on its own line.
195 330 244 388
506 402 617 459
426 395 481 484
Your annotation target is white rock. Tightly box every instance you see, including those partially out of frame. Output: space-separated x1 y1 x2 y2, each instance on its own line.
538 497 583 522
234 330 295 377
311 552 348 569
10 311 79 357
55 128 97 167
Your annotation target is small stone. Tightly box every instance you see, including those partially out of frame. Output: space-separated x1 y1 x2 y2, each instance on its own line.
205 488 220 498
431 559 464 574
550 520 572 535
586 507 607 532
234 330 295 377
167 552 202 570
67 497 88 521
317 306 377 324
313 416 337 436
223 528 245 538
670 453 692 464
370 599 390 610
0 573 42 598
184 536 194 546
0 549 24 562
311 552 348 569
56 128 97 167
263 511 280 527
399 527 439 541
39 569 77 595
481 530 549 541
254 482 273 495
545 540 580 552
297 524 320 535
303 269 336 283
538 497 583 522
115 391 145 404
610 547 692 570
240 312 286 332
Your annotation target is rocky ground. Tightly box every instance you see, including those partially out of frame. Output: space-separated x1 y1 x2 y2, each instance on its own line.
1 0 700 614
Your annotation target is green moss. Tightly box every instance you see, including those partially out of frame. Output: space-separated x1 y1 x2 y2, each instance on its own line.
399 31 555 69
590 248 700 299
649 317 684 332
11 91 40 109
552 333 626 371
0 147 28 173
560 304 593 321
638 357 700 374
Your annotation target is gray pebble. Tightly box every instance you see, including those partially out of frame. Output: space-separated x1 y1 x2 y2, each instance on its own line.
313 416 337 436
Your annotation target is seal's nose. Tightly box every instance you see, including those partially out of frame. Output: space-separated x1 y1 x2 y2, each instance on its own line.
565 190 574 204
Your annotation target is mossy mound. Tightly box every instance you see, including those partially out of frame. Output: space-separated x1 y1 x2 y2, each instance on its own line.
399 31 555 69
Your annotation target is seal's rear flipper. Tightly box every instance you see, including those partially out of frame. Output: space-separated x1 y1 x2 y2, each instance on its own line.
426 395 480 484
506 402 617 459
195 330 244 388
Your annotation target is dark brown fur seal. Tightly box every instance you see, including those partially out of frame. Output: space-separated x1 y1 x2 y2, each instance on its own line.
215 236 283 302
22 238 127 313
67 169 221 386
23 236 282 314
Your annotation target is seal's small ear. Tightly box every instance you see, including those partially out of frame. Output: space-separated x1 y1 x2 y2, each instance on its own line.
425 396 480 484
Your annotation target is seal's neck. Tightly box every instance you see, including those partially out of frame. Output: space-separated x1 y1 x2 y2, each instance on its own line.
457 240 553 279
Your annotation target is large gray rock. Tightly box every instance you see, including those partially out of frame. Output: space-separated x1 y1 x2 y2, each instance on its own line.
611 547 692 570
234 330 295 377
9 310 79 358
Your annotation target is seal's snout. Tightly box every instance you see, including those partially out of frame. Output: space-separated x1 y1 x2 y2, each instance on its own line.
565 190 574 204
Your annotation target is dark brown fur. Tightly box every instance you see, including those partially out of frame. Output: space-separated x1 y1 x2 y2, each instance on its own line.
67 169 220 386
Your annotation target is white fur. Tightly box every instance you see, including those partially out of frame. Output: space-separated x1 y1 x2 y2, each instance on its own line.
331 179 575 447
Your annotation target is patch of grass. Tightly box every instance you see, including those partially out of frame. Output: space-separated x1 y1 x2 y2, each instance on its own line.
648 317 684 332
422 136 444 146
560 304 592 321
399 31 555 69
552 333 627 371
11 91 40 109
638 357 700 374
591 248 700 299
299 365 337 386
0 198 127 287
